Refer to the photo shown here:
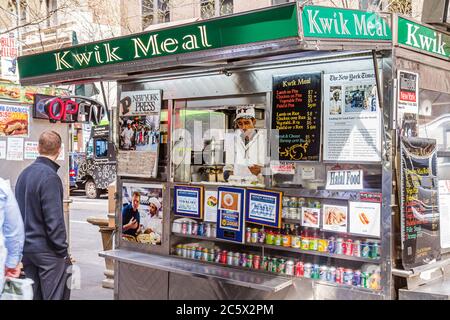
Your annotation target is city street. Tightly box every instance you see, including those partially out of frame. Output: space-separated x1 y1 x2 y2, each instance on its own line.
69 192 113 300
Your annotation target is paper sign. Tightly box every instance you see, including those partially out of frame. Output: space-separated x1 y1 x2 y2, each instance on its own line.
24 141 38 159
204 190 218 222
245 188 282 228
326 170 363 190
301 207 320 228
349 201 381 237
322 204 348 233
174 185 203 219
6 137 23 161
301 167 315 180
397 70 419 114
0 140 5 159
216 187 245 243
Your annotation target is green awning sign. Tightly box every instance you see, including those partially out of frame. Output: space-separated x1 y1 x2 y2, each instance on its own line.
18 4 298 80
301 5 391 40
397 16 450 59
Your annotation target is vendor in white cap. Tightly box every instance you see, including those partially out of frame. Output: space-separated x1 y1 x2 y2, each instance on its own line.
140 197 162 236
121 120 135 150
224 106 266 184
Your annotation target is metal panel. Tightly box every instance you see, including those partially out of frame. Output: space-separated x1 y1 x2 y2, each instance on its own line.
117 261 169 300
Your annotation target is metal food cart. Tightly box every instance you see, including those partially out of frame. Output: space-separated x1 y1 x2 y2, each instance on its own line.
17 1 450 300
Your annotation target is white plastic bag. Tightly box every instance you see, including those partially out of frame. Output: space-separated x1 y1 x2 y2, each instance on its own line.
1 277 34 300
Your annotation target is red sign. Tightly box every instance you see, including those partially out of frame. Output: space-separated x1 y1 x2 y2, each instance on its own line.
0 35 17 58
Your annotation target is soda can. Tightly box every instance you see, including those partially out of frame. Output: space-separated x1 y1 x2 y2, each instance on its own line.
301 238 310 250
251 229 259 243
352 240 361 257
253 255 261 269
175 244 182 256
214 250 221 263
303 263 312 278
277 259 286 274
335 238 344 255
220 250 227 264
336 267 344 284
227 252 234 265
285 260 295 276
309 238 318 251
181 221 187 234
327 267 337 282
181 245 187 257
191 247 197 259
371 242 380 259
240 253 247 267
271 258 278 273
361 272 369 288
208 249 215 262
295 261 304 277
258 230 266 243
344 239 353 256
265 232 274 245
261 256 269 271
205 223 213 238
343 269 354 285
194 247 202 260
319 265 328 281
247 254 254 268
274 233 282 246
245 227 251 243
317 239 327 252
312 264 320 279
267 258 274 272
191 223 198 235
361 242 370 258
353 270 362 286
327 237 336 253
198 222 204 236
202 248 209 261
233 252 240 266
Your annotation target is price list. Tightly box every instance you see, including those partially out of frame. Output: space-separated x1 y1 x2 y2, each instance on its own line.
271 73 321 161
400 137 441 269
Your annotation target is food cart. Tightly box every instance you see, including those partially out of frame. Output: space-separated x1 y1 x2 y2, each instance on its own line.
17 1 450 300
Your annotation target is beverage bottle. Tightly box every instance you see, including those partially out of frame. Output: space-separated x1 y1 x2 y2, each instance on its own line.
282 224 291 247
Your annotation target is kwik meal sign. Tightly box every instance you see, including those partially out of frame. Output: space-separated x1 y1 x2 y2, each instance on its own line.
301 5 391 40
398 17 450 60
18 4 298 79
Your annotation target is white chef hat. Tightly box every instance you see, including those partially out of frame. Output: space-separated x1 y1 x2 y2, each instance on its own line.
235 106 255 121
148 197 161 210
127 120 133 124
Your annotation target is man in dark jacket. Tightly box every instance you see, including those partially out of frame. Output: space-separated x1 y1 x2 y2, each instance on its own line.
15 130 71 300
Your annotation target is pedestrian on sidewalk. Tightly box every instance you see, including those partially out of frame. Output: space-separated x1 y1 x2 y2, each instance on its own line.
15 131 72 300
0 178 24 296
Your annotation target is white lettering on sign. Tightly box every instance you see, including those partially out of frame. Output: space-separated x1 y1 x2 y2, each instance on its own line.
54 51 73 70
405 22 447 56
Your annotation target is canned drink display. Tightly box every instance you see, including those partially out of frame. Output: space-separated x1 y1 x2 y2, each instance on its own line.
309 238 318 251
343 269 354 285
270 258 278 273
301 238 310 250
261 256 269 271
336 267 344 284
186 222 192 235
181 221 188 234
277 259 286 274
251 228 259 243
361 272 369 288
303 263 312 278
312 264 320 279
352 240 361 257
370 242 380 259
361 242 370 258
343 239 353 256
327 267 337 282
353 270 361 286
198 222 204 236
247 254 254 268
192 223 198 235
253 255 261 269
295 261 304 277
335 238 344 255
319 266 328 281
327 237 336 253
274 233 282 246
246 227 252 243
285 260 295 276
291 235 301 248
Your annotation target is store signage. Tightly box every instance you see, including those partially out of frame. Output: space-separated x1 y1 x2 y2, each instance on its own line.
272 72 322 161
0 104 29 137
245 188 282 228
326 170 363 190
174 185 204 219
301 5 391 40
349 201 381 238
400 137 440 270
216 187 245 243
18 4 298 80
398 17 450 59
33 94 107 125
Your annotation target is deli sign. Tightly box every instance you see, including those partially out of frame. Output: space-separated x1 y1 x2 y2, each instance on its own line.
33 94 107 125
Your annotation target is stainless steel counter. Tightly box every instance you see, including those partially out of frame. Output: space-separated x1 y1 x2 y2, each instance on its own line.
399 278 450 300
100 249 293 292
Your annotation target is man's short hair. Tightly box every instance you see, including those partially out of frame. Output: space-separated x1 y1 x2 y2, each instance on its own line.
132 191 140 199
38 130 62 156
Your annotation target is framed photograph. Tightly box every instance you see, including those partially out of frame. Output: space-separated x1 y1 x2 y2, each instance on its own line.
174 185 203 219
301 207 320 228
245 188 282 228
121 182 163 245
322 204 348 233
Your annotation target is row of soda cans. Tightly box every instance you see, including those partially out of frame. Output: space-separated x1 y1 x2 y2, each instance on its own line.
175 244 381 290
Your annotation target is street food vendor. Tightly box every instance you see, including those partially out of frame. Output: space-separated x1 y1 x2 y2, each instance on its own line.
224 106 266 185
122 191 141 237
141 197 162 236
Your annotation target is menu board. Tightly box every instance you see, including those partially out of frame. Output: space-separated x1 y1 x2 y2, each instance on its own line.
400 137 440 270
272 73 321 161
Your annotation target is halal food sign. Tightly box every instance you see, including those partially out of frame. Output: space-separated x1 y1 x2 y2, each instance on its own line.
33 94 107 125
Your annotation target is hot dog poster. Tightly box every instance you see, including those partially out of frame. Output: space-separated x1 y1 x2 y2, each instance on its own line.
349 201 380 237
0 104 29 137
302 207 321 228
322 204 348 233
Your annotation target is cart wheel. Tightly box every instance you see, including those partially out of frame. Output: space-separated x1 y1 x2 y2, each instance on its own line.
85 179 100 199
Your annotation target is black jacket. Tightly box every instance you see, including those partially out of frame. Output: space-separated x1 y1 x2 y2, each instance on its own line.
15 156 68 257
